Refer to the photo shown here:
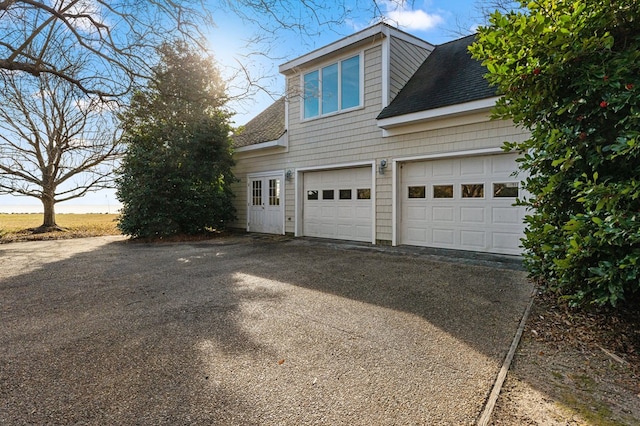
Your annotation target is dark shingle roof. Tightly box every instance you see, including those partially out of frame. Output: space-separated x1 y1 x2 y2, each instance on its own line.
377 34 496 120
233 97 286 148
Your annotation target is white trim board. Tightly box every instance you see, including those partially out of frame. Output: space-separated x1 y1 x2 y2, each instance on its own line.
378 97 500 133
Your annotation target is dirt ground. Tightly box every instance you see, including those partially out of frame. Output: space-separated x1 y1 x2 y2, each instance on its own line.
491 291 640 425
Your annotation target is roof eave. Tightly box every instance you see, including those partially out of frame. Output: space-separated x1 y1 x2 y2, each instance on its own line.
376 96 500 130
279 23 433 75
234 131 288 153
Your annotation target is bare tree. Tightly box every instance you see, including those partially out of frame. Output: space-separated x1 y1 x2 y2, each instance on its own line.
0 0 213 99
0 66 122 230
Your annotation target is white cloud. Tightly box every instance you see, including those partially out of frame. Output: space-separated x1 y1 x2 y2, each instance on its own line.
63 0 105 34
380 0 443 32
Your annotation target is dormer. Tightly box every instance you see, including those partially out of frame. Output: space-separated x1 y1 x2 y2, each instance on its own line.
279 23 434 123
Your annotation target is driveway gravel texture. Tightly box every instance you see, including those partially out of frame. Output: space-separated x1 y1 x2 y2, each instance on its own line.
0 235 532 425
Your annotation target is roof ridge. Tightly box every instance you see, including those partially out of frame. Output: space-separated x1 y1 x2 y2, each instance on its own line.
435 33 477 47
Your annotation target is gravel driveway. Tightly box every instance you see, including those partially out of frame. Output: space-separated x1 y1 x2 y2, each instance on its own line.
0 235 532 425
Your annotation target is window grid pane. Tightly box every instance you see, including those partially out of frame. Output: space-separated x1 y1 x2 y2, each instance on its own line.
408 186 426 199
462 184 484 198
269 179 280 206
252 180 262 206
322 63 338 114
304 71 319 118
339 189 352 200
493 182 519 198
303 55 360 118
307 190 318 200
323 189 335 200
357 188 371 200
433 185 454 199
341 56 360 110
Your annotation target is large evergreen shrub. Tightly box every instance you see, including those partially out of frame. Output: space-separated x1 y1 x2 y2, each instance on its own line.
116 42 235 238
470 0 640 306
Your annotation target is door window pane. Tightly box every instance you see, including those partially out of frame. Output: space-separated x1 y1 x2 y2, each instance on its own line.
307 190 318 200
339 189 352 200
269 179 280 205
323 189 334 200
408 186 426 198
433 185 454 199
357 188 371 199
304 70 319 119
322 63 338 114
462 184 484 198
252 180 262 205
493 182 519 198
341 56 360 109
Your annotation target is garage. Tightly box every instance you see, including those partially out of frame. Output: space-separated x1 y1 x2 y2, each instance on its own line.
399 153 525 255
302 167 373 242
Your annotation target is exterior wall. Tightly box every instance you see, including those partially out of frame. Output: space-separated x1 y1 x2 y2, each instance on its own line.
231 38 531 243
388 36 431 103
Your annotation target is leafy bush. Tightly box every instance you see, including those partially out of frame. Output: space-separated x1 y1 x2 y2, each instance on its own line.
470 0 640 306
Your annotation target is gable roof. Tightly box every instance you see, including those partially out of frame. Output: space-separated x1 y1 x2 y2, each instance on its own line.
279 22 433 75
377 34 496 120
233 97 286 148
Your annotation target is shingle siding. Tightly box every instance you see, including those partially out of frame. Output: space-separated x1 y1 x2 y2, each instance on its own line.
231 27 530 242
389 37 431 103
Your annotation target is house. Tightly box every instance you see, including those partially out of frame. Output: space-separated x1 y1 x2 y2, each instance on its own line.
231 23 530 255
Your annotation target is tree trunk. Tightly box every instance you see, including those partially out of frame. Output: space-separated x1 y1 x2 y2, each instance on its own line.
42 196 57 228
33 192 64 233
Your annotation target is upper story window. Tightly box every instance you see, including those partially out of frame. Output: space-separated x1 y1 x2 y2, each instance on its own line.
303 54 361 119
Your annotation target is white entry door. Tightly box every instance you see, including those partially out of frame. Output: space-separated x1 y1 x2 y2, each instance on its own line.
247 173 284 234
399 154 525 255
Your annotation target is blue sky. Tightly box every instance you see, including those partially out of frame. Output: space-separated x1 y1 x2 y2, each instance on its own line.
1 0 482 212
212 0 483 125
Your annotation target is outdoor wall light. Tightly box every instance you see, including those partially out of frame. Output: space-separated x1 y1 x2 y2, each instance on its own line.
285 169 293 181
379 159 388 175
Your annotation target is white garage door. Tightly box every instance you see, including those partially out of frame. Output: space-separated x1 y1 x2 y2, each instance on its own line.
400 154 525 255
303 167 373 242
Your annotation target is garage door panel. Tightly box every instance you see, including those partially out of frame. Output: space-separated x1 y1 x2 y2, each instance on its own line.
355 225 371 239
303 167 372 242
406 227 428 243
305 204 320 218
321 206 336 217
400 154 525 255
460 207 485 223
337 206 353 218
319 223 337 234
432 229 454 245
433 162 454 177
407 163 428 178
460 157 485 176
493 232 522 251
461 230 486 248
336 224 354 234
355 205 371 219
432 207 454 222
406 205 427 220
491 155 518 174
492 206 521 224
